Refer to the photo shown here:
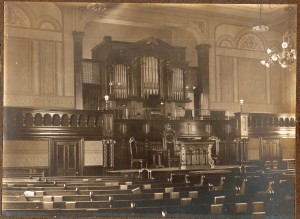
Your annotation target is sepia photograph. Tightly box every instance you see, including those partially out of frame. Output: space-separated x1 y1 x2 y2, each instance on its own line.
1 1 298 218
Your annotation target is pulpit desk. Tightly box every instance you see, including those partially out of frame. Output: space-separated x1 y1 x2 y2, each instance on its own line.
177 140 215 169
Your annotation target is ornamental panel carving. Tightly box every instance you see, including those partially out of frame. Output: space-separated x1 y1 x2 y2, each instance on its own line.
4 4 31 27
238 34 264 51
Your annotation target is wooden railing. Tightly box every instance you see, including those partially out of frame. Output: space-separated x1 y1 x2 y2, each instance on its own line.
248 113 295 128
3 107 110 139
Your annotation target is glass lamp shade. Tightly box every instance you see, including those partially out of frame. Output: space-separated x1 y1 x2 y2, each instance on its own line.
281 41 288 49
267 48 273 54
261 60 266 65
271 54 278 61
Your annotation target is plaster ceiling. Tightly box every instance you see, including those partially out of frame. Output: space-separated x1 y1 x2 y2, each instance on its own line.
55 2 296 31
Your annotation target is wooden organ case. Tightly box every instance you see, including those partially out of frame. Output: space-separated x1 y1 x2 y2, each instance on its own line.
83 36 199 113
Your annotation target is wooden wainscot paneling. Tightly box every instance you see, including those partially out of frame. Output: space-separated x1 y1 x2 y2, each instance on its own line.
261 138 280 161
247 138 261 161
281 138 296 160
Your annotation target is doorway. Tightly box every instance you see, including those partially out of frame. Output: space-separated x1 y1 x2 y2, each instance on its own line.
51 140 80 176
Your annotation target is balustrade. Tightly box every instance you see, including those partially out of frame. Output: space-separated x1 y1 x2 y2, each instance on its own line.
248 113 295 128
5 107 103 128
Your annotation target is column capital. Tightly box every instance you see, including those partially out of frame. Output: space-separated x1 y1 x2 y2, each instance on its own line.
195 44 211 51
72 31 85 41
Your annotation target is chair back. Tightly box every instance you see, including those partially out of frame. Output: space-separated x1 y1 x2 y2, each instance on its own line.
163 123 178 156
129 137 147 159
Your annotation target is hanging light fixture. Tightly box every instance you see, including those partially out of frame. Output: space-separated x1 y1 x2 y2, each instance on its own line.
87 3 106 12
252 4 269 32
260 6 296 71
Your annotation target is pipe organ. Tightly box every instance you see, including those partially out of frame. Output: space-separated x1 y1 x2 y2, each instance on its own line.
85 36 199 113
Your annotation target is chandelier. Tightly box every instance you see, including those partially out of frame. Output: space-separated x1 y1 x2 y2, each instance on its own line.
87 3 106 12
260 6 296 71
252 4 269 32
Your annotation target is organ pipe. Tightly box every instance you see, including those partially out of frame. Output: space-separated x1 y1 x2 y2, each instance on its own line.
172 67 184 100
113 64 127 99
142 56 159 98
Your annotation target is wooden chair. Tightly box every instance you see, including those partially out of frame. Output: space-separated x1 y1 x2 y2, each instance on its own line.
252 201 264 212
129 137 147 169
170 192 180 199
214 196 225 204
165 187 174 193
131 187 141 194
65 201 76 209
211 204 223 214
162 124 180 167
154 193 163 200
181 198 192 206
43 201 54 209
252 212 266 219
235 202 248 214
188 191 198 198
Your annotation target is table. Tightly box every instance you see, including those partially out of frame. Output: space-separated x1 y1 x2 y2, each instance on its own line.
150 149 165 168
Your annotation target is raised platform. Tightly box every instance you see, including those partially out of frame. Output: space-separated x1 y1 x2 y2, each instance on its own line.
108 165 258 180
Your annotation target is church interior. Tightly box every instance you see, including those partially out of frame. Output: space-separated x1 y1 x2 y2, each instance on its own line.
2 2 297 218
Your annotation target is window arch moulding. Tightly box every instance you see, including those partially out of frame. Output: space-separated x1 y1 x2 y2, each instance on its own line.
37 15 62 31
216 35 235 48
